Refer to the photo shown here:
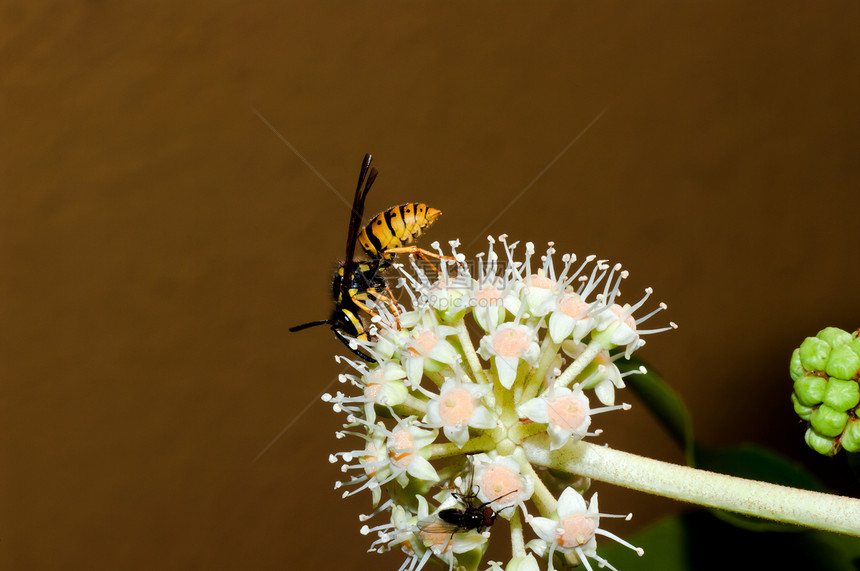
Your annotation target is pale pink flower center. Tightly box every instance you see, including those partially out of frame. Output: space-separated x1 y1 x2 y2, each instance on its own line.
388 428 415 468
474 286 503 306
437 387 475 426
414 329 438 355
546 395 587 430
363 442 380 477
364 382 382 400
525 274 555 290
492 327 529 357
610 304 636 330
364 369 386 399
479 465 522 505
420 527 454 553
558 514 596 549
559 295 588 318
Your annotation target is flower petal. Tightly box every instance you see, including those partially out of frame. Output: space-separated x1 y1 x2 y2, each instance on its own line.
517 397 549 423
528 516 559 544
557 487 587 517
593 378 616 406
549 312 575 344
468 405 497 430
443 424 470 447
495 355 520 389
406 455 440 481
404 355 425 387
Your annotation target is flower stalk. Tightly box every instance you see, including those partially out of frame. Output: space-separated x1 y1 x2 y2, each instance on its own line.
522 436 860 536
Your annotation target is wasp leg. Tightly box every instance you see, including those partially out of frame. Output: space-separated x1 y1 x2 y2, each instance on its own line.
364 288 402 329
382 246 457 275
331 326 376 362
384 286 402 328
349 296 379 317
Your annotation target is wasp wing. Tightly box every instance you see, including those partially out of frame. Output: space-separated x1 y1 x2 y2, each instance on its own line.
340 154 377 297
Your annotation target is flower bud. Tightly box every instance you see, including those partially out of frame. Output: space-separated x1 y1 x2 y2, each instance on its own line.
791 327 860 455
799 336 831 371
789 348 805 382
816 326 853 349
791 393 813 421
793 374 826 407
841 420 860 453
823 378 860 412
825 345 860 380
805 427 837 456
809 404 848 437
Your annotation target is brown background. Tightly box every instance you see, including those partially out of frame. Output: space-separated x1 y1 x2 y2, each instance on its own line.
2 2 860 569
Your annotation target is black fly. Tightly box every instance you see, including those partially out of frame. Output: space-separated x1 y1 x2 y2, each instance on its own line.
419 460 518 554
436 488 516 534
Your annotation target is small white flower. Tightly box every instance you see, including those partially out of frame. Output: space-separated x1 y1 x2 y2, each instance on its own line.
470 452 535 517
591 290 676 358
502 553 541 571
425 278 471 321
595 303 640 350
547 292 597 344
330 429 390 505
528 489 642 571
521 272 559 317
420 493 489 559
424 377 496 447
471 279 509 333
363 361 409 408
400 312 460 386
562 343 636 406
363 503 414 554
386 419 440 486
478 322 540 389
518 385 593 450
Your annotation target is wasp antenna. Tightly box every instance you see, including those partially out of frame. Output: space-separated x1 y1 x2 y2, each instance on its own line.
289 319 331 332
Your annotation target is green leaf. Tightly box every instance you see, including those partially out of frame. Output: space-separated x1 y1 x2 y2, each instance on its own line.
616 357 694 461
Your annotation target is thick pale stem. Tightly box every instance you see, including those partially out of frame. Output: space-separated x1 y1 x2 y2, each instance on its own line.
428 433 496 460
455 320 489 385
509 507 526 558
556 339 602 388
424 369 447 388
521 335 561 402
400 394 427 416
513 447 557 517
522 435 860 537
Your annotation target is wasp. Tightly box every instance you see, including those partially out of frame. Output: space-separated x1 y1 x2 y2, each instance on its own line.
289 154 445 362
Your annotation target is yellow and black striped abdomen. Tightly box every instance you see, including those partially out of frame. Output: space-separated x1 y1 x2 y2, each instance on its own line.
357 203 442 259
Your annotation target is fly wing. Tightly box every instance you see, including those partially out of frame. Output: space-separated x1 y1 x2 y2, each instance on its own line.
341 154 377 296
416 514 489 556
416 518 459 536
416 517 459 554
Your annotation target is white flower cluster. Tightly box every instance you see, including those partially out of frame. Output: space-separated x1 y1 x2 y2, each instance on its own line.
323 236 674 571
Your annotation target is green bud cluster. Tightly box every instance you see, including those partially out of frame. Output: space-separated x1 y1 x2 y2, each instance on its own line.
790 327 860 456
